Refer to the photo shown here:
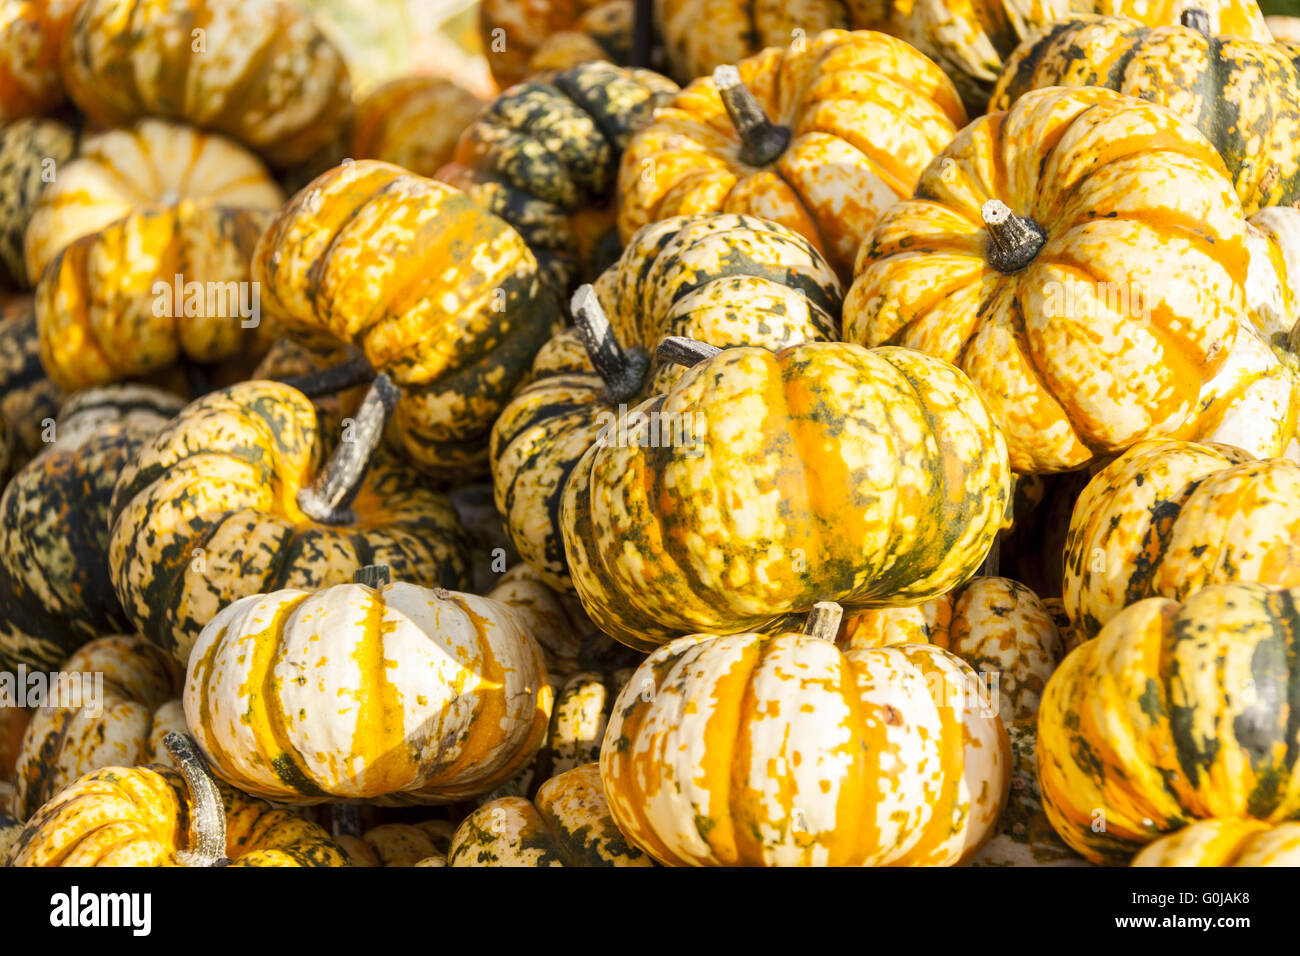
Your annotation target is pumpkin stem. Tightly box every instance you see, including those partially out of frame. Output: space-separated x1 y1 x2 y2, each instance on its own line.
802 602 843 642
277 352 376 399
162 732 231 868
656 336 722 368
571 284 650 404
631 0 653 68
331 803 362 839
982 200 1046 274
714 65 790 167
1179 8 1211 34
354 564 391 588
297 373 400 525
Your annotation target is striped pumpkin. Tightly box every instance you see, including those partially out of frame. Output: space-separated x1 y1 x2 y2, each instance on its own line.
11 636 184 821
1038 583 1300 864
562 341 1010 650
252 159 563 480
479 0 635 87
618 29 967 281
482 563 593 680
10 736 351 866
107 381 471 664
491 213 842 592
1063 438 1300 639
844 86 1249 474
339 820 456 867
60 0 352 167
0 0 79 121
0 811 22 864
1132 819 1300 866
601 603 1009 866
449 763 651 866
1246 204 1300 343
0 296 61 471
351 76 485 180
991 13 1300 215
0 386 183 673
439 61 678 293
184 570 552 804
27 119 285 391
0 117 77 289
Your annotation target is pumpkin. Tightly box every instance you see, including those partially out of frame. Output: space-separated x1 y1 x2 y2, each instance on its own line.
10 732 351 866
449 762 651 866
0 117 77 289
0 386 184 672
1270 14 1300 42
60 0 352 168
991 13 1300 216
1037 582 1300 864
107 378 472 663
184 565 552 804
351 75 485 180
601 602 1009 865
562 338 1010 650
1062 438 1300 639
11 635 185 821
483 563 592 680
339 819 456 867
480 0 635 87
844 85 1250 474
1246 204 1300 343
27 119 285 391
0 0 79 121
251 159 564 480
439 60 678 293
0 810 20 863
617 29 967 281
0 296 62 468
491 212 842 591
1132 819 1300 866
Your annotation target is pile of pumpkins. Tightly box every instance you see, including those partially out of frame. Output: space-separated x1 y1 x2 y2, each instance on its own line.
3 0 1300 868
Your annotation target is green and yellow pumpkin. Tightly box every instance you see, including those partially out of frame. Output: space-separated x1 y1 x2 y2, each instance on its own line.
0 117 77 290
844 85 1250 473
11 635 185 821
563 339 1010 650
339 819 456 867
601 602 1009 865
491 212 842 592
60 0 352 168
1132 819 1300 866
252 159 563 480
1063 438 1300 639
183 566 552 804
351 75 485 180
440 60 678 293
1038 582 1300 864
449 762 651 866
0 296 62 472
479 0 636 87
618 29 967 281
107 379 471 663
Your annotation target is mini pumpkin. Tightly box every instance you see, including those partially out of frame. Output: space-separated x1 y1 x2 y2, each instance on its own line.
107 378 471 663
491 212 842 591
184 565 552 804
480 0 636 87
1132 819 1300 866
339 820 456 867
10 732 351 866
602 602 1009 866
351 75 485 179
60 0 352 168
618 29 967 280
252 159 563 480
27 119 285 391
0 116 77 289
1246 204 1300 343
1063 438 1300 639
844 86 1250 473
449 762 651 866
1038 583 1300 864
439 60 678 293
0 0 79 121
563 339 1010 650
11 635 184 821
0 296 62 471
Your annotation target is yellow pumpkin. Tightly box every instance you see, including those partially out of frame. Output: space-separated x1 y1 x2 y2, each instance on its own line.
479 0 635 87
351 76 486 179
618 29 966 280
1132 819 1300 866
844 86 1250 473
0 0 78 121
339 820 456 867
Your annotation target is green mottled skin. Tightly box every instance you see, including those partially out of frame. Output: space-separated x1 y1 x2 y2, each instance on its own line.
0 118 77 289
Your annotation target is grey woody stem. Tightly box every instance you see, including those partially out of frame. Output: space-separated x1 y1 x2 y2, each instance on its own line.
655 336 722 368
353 564 391 588
714 65 791 167
163 732 231 867
571 284 650 404
802 602 843 642
278 352 376 398
297 373 400 524
1179 8 1211 34
982 200 1047 274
